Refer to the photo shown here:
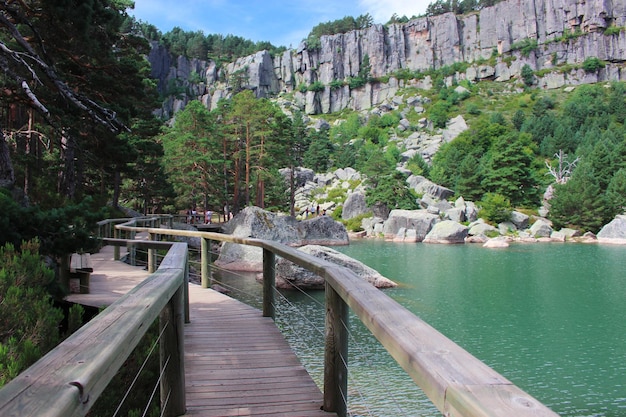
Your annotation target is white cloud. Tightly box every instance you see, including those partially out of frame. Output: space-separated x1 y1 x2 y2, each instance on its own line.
359 0 431 22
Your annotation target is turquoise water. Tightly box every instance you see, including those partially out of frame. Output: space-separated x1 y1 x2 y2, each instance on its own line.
215 241 626 416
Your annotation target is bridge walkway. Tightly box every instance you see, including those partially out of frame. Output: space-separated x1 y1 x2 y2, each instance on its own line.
66 245 333 417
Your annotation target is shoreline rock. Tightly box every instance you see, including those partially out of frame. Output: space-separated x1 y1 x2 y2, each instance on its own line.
270 245 397 290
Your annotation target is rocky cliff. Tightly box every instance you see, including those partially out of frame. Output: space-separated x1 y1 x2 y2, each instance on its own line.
149 0 626 117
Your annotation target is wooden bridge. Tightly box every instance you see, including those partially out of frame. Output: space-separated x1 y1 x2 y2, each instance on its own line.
64 245 331 417
0 216 562 417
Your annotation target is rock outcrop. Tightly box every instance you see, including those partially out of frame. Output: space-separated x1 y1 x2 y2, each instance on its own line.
423 220 469 244
272 245 397 289
215 206 348 271
149 0 626 117
597 215 626 244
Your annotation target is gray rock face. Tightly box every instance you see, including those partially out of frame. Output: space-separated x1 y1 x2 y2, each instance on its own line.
382 209 440 241
215 207 348 271
597 215 626 243
342 192 369 220
510 211 530 230
273 245 397 290
407 175 454 200
279 167 315 188
149 0 626 117
423 220 469 244
530 219 554 238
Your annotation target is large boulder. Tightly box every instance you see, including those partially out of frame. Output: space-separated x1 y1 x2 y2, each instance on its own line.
215 207 348 271
510 211 530 230
382 209 439 241
407 175 454 200
271 245 397 290
423 220 468 244
597 215 626 244
278 167 315 188
342 192 369 220
530 219 553 238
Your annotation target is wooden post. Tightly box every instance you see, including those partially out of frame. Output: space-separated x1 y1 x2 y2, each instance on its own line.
129 229 136 266
159 283 186 417
324 281 348 417
201 237 210 288
113 227 120 261
148 232 156 273
184 253 190 324
262 248 275 319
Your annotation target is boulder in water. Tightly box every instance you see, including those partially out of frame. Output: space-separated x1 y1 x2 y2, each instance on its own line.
271 245 397 290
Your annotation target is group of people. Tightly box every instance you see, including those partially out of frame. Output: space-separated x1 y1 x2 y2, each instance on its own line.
186 207 234 224
186 208 212 224
303 204 326 218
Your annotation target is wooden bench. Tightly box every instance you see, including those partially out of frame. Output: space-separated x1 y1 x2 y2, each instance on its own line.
69 253 93 294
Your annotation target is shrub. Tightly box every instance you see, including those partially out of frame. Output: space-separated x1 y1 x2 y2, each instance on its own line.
604 26 624 36
329 79 344 90
308 81 325 92
521 64 535 87
344 212 372 232
479 193 512 224
348 76 367 89
582 57 605 73
510 38 538 57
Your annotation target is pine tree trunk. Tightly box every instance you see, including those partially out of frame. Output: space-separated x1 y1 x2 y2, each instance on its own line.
112 170 121 209
0 128 15 189
59 133 77 199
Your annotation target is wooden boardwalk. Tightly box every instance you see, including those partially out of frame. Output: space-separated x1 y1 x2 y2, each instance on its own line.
66 245 334 417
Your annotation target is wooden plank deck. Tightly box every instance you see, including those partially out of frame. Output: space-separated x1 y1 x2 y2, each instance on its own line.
65 245 150 308
65 245 334 417
183 285 333 417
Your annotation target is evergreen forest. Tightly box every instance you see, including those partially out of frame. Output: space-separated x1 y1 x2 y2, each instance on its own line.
1 0 626 413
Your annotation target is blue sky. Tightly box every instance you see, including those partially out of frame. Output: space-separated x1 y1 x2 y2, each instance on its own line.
129 0 432 48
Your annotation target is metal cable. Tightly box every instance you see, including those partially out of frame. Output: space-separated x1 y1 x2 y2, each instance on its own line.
111 320 169 417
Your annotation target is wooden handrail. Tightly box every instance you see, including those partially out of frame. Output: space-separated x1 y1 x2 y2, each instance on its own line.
112 217 560 417
0 242 188 417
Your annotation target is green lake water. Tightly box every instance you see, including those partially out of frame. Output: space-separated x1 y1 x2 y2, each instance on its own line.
216 241 626 416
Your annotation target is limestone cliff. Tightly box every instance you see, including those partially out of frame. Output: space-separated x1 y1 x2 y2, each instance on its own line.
148 0 626 117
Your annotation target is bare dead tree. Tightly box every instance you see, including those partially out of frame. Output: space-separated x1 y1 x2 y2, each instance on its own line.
545 149 580 184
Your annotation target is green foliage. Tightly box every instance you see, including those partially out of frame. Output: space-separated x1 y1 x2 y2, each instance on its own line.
425 0 505 16
479 193 512 224
521 64 535 87
308 81 325 92
161 27 286 61
329 79 345 90
510 38 538 57
481 131 540 207
0 240 63 387
582 57 605 73
366 171 419 211
429 101 452 128
303 129 334 172
406 154 431 177
604 26 625 36
0 192 103 259
305 14 374 49
344 212 372 232
548 162 613 232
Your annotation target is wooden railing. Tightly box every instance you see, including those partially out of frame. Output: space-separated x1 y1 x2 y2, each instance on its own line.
0 236 188 417
0 216 561 417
